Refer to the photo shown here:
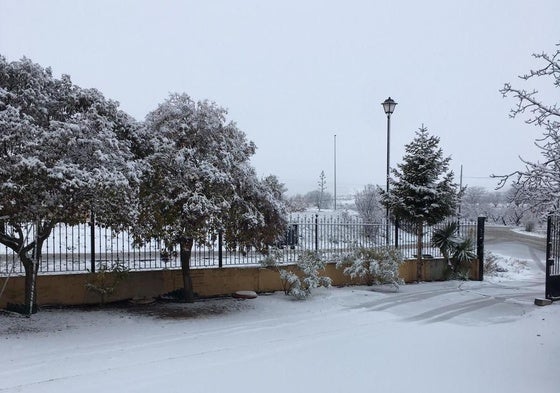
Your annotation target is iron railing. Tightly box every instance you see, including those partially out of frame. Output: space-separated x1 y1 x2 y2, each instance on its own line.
0 215 479 276
545 215 560 299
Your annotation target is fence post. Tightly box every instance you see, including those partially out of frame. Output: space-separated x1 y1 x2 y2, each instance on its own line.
545 215 553 299
90 210 95 273
315 214 319 252
394 218 399 249
218 230 223 268
546 215 552 264
476 216 486 281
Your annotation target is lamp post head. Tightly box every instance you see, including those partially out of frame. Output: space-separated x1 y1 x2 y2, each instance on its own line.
382 97 397 116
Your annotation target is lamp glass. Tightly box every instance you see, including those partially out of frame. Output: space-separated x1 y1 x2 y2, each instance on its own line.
382 97 397 115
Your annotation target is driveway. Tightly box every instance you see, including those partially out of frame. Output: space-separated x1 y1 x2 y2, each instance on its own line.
485 225 547 273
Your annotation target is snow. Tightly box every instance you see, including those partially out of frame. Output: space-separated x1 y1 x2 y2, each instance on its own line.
510 227 547 239
1 246 558 392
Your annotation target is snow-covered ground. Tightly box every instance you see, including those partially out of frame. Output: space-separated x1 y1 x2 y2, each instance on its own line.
1 246 558 392
510 226 547 239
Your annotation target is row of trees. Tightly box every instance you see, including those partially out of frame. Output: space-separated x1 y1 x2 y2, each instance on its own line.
459 186 541 228
0 57 287 312
352 184 542 229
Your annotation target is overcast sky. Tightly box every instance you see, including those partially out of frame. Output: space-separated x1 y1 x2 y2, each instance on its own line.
1 0 559 196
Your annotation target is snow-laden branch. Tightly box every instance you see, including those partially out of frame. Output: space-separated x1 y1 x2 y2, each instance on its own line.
498 43 560 215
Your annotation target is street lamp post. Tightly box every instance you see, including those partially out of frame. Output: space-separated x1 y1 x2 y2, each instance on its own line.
382 97 397 245
333 134 337 211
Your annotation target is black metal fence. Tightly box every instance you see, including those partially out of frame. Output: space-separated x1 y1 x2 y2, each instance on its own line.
546 215 560 299
0 215 479 276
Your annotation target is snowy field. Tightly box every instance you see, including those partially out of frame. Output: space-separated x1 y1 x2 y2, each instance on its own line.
1 244 558 393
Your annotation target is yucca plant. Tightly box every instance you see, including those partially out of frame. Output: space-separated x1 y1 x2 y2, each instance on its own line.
431 222 460 268
452 238 477 279
432 222 476 279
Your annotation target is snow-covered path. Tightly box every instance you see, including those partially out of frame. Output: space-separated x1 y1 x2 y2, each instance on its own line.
1 270 558 393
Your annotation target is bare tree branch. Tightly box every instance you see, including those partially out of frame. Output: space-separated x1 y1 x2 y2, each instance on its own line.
498 43 560 215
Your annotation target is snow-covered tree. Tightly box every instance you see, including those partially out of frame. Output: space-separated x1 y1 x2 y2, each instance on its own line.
0 57 140 313
380 126 459 281
460 186 488 220
354 184 382 237
484 190 508 225
135 93 286 302
222 174 288 253
498 43 560 215
303 190 332 210
355 185 382 221
286 194 308 212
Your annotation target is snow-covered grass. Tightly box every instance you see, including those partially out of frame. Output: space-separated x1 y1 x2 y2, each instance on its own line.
1 240 557 393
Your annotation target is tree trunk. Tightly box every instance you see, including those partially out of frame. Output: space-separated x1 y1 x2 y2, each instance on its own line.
20 255 37 314
1 222 51 315
416 222 424 282
179 237 195 303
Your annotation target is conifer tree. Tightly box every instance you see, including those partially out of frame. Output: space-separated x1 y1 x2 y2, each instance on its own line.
380 126 459 281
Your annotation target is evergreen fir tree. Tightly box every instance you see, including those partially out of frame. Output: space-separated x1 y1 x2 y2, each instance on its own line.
380 125 459 281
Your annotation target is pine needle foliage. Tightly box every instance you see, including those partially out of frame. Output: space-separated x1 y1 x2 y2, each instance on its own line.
380 126 459 281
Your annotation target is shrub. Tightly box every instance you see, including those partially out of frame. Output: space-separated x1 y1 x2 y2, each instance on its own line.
483 251 508 275
431 222 460 265
336 247 404 290
431 222 477 280
85 261 130 305
524 220 536 232
452 238 477 280
262 250 332 300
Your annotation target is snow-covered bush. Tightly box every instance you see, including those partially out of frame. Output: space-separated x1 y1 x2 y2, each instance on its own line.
524 220 536 232
262 250 332 300
483 251 507 275
279 269 303 298
337 247 404 290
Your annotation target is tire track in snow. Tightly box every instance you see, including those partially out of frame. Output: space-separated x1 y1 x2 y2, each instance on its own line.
0 301 379 392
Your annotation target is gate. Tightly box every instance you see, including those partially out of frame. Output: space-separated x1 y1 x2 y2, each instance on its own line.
546 215 560 300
